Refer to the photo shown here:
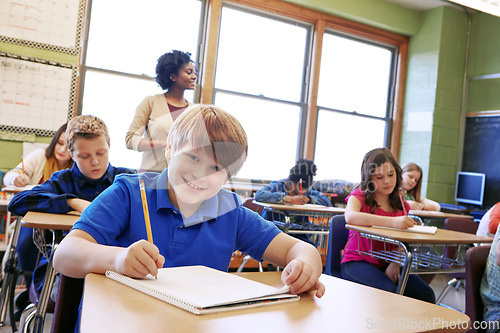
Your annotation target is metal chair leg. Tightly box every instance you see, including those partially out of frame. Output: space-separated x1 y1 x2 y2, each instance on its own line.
436 278 459 304
0 217 23 326
237 255 252 273
19 303 36 333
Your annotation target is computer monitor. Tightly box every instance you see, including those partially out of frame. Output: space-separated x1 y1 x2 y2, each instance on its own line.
454 171 486 206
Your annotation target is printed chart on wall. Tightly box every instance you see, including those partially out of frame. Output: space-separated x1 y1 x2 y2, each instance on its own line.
0 53 77 136
0 0 85 54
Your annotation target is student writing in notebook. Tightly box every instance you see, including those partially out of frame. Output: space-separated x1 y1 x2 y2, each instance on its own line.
54 106 325 299
3 122 73 187
401 162 440 211
255 159 330 245
3 122 73 316
8 115 135 316
255 158 331 206
341 148 435 303
125 50 196 172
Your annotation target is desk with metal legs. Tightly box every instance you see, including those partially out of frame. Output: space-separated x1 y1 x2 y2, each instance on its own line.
345 225 493 294
17 212 79 333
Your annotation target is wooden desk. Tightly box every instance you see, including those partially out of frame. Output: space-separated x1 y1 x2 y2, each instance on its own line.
345 225 493 295
20 211 79 332
81 271 471 333
409 210 473 220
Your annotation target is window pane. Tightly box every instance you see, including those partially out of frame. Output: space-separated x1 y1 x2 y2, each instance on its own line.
86 0 202 76
314 110 386 182
81 70 164 170
318 34 393 118
215 7 307 102
214 92 299 180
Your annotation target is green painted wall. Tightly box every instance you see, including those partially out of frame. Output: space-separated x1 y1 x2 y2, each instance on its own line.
467 13 500 113
284 0 421 36
399 6 468 204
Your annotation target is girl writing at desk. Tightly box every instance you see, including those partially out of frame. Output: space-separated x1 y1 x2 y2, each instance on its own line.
401 162 440 211
341 148 435 303
3 123 72 187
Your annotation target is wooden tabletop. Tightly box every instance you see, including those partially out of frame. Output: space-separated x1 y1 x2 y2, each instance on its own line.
409 210 473 220
253 201 345 214
81 271 470 333
346 225 493 244
20 211 80 230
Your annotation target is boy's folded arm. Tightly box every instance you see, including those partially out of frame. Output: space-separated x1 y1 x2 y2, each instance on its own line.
8 190 74 215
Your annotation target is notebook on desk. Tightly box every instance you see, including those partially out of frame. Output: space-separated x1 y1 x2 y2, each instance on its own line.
105 265 299 315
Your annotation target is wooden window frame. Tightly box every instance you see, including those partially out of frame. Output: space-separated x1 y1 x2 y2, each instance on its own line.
200 0 409 159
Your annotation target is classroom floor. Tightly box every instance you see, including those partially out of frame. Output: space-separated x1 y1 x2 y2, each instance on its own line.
0 274 466 332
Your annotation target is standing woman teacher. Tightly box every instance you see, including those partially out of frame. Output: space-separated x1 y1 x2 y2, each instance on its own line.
126 50 197 172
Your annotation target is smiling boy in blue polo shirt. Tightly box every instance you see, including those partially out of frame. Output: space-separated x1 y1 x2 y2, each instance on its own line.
54 105 325 298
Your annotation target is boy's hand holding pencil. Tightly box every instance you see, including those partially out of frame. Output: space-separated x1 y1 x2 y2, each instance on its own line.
140 179 160 279
112 180 165 279
115 240 165 279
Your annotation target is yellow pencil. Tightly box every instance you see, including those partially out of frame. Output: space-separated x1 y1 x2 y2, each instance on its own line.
139 179 156 279
21 158 25 175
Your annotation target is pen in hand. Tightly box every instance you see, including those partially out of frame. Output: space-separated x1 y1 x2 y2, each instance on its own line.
398 189 408 216
139 179 157 279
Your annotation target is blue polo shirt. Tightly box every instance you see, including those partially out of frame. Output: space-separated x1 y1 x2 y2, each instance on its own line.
73 169 281 271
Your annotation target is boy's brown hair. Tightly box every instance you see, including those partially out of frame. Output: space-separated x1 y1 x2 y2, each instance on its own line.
167 105 248 178
66 115 110 153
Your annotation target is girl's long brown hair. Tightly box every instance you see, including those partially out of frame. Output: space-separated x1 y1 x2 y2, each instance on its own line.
359 148 404 213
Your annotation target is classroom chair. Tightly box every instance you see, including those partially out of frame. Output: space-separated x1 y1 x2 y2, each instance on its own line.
19 273 83 333
241 197 264 215
18 249 83 333
436 217 479 305
465 245 490 333
325 215 349 277
237 198 264 272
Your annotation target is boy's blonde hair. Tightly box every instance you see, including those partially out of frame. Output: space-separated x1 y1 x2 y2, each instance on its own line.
66 115 110 153
167 105 248 178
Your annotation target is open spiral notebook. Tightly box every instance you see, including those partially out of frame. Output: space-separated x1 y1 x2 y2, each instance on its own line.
105 265 299 315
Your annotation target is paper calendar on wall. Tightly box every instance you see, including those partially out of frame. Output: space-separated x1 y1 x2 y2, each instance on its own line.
0 0 85 54
0 53 77 136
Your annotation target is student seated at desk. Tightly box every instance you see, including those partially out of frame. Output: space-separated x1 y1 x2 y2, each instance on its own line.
8 115 135 317
342 148 435 303
254 159 331 244
401 163 440 211
53 106 325 326
3 123 73 187
254 159 331 207
480 223 500 332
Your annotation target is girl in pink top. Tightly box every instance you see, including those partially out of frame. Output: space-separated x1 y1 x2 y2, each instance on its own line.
341 148 435 303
